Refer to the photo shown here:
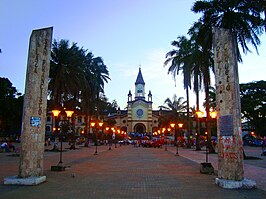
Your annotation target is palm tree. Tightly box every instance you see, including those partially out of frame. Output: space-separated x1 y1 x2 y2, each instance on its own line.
159 95 187 114
49 39 87 108
203 86 216 110
264 0 266 31
164 36 193 147
79 52 110 135
88 56 110 115
165 33 210 150
192 0 265 61
188 21 216 152
190 52 203 151
159 95 187 140
48 39 111 142
191 0 265 152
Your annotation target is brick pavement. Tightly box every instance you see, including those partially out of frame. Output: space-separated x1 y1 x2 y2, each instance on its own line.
168 145 266 191
0 144 265 199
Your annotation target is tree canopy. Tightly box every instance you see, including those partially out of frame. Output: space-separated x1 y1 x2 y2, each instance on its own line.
0 77 23 136
48 39 110 116
240 80 266 136
158 95 187 125
192 0 265 61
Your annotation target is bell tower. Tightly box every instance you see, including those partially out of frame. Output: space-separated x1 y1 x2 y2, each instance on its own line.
107 64 159 138
135 67 145 99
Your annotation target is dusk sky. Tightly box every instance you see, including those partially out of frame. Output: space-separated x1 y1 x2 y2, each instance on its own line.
1 0 265 110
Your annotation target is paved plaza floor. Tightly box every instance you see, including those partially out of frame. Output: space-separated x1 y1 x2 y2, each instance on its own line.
0 143 265 199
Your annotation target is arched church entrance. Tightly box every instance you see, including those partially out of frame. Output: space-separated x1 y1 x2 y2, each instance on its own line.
134 123 146 134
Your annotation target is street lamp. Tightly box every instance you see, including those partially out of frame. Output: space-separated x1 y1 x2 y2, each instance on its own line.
199 110 215 174
205 131 208 163
51 108 74 171
209 110 217 153
170 123 177 155
170 122 183 156
90 120 104 155
178 122 183 151
110 127 117 148
196 110 204 151
162 128 167 151
111 127 117 148
200 131 214 174
105 127 112 150
210 111 217 120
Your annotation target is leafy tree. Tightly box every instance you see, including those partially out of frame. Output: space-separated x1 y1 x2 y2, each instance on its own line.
240 80 266 136
48 39 111 137
190 0 265 151
83 54 110 116
164 35 211 148
79 52 110 134
159 95 187 124
192 0 265 61
165 29 215 150
203 86 216 110
0 77 23 136
49 39 87 108
188 22 216 151
48 40 110 111
101 98 118 115
164 36 193 144
159 95 187 145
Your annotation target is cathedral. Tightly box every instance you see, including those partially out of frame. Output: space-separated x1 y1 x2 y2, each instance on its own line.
45 67 162 138
108 68 160 136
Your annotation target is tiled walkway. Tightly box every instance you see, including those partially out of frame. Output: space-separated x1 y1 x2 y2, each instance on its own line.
0 144 265 199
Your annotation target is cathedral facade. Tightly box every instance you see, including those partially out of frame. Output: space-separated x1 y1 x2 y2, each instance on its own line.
108 68 160 135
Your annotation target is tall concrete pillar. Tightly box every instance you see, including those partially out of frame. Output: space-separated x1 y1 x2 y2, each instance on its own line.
4 27 53 185
213 28 255 189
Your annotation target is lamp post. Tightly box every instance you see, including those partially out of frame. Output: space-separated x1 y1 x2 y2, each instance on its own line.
105 127 112 150
162 128 167 151
205 131 208 163
179 123 184 136
178 122 183 152
209 110 217 153
90 120 104 155
200 129 214 174
51 109 74 171
210 110 217 121
199 110 216 174
196 110 204 151
111 127 117 148
170 123 177 155
170 122 183 156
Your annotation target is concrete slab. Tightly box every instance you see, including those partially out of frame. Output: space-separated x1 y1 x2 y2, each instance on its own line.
4 175 46 185
215 177 256 189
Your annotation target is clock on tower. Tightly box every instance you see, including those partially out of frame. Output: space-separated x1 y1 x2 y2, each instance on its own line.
137 84 143 97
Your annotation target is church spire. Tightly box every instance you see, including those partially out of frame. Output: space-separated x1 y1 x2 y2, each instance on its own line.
135 67 145 99
135 67 145 85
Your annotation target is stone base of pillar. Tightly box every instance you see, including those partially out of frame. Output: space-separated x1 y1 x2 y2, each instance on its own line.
200 163 214 174
215 178 256 189
51 165 66 171
4 175 46 185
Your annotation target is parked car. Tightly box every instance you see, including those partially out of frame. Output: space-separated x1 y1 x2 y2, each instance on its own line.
142 140 162 148
243 135 263 146
151 141 162 148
